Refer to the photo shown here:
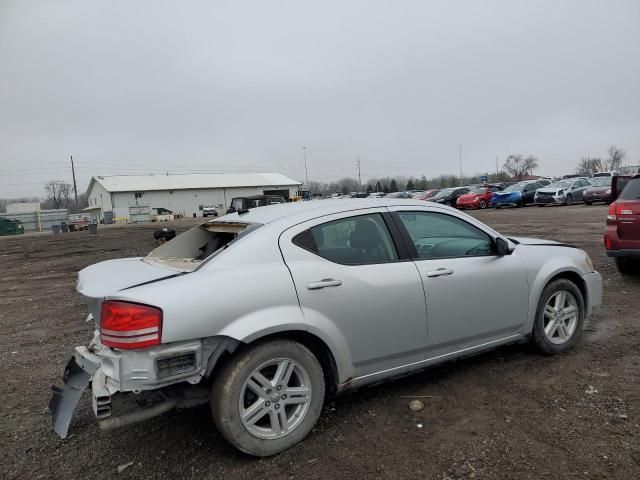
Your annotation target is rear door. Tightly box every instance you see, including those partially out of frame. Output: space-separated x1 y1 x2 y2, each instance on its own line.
389 206 529 355
572 180 590 200
522 183 539 203
615 178 640 248
279 209 429 378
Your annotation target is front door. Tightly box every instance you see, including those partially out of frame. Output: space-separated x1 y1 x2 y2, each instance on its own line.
390 208 529 355
279 209 429 378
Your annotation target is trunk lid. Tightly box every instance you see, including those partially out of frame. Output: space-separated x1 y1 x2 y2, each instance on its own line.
614 200 640 248
77 257 186 321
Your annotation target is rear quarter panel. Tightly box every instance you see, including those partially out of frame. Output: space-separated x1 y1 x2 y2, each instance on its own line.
104 223 353 382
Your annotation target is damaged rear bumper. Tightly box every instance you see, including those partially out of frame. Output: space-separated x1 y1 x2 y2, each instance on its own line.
49 336 238 438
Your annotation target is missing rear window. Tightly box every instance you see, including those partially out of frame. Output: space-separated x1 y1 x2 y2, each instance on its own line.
144 222 257 270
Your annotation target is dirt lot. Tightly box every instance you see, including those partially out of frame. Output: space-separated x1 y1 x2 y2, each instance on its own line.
1 205 639 479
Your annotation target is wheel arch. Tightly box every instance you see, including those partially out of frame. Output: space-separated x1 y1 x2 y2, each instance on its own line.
525 263 588 334
544 270 587 307
206 330 341 399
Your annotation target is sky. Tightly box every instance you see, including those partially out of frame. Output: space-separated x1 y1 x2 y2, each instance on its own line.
1 0 639 197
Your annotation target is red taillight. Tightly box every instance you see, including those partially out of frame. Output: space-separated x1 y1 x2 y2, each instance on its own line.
607 202 617 222
100 301 162 349
604 234 612 249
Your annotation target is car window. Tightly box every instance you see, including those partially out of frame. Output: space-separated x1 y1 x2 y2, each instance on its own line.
619 178 640 200
292 213 398 265
396 212 495 259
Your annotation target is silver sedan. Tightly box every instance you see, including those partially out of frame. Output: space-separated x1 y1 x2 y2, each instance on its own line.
50 199 602 456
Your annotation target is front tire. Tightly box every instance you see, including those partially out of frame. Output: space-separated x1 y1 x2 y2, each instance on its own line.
211 339 325 456
479 200 487 209
531 279 584 354
565 195 573 206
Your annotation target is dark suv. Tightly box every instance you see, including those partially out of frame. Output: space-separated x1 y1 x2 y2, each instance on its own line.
604 174 640 274
226 195 286 214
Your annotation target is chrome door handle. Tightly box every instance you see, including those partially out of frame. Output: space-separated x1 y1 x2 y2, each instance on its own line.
307 279 343 290
425 268 454 278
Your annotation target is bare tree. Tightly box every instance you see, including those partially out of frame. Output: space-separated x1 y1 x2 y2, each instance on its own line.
503 154 539 180
606 146 626 171
576 157 603 175
44 180 72 209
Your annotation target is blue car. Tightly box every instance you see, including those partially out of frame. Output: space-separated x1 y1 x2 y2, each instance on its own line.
491 182 541 208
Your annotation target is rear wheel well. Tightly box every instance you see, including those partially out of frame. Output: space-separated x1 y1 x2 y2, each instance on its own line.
545 271 587 305
207 331 339 399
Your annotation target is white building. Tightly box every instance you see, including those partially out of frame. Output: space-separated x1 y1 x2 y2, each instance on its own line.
6 202 41 214
85 173 302 222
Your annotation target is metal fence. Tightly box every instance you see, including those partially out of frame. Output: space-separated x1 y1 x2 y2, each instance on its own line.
0 209 69 232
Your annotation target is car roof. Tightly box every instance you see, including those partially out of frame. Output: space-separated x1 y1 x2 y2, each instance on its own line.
208 198 457 225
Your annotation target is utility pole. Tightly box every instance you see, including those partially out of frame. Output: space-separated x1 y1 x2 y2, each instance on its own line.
357 156 362 190
459 144 463 186
302 146 309 189
495 157 499 177
70 155 78 205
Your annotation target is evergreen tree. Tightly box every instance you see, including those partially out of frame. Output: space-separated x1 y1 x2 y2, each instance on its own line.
406 179 415 190
390 179 398 192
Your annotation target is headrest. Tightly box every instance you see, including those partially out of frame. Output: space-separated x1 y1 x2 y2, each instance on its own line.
349 219 381 249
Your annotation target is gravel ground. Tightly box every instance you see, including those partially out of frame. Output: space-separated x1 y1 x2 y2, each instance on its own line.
1 205 639 479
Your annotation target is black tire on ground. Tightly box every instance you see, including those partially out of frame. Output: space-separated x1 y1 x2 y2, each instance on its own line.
516 201 523 208
531 278 585 355
565 195 573 206
584 201 592 206
480 200 487 209
211 339 326 457
495 205 501 209
615 257 638 275
537 204 545 207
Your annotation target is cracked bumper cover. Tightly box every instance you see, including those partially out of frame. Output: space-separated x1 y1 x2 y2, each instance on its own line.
49 336 238 438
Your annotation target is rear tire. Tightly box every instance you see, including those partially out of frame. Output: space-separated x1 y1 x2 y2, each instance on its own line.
615 257 638 275
531 279 584 355
211 339 325 456
537 204 544 207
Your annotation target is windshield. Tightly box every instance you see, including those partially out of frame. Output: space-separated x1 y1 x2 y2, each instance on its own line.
504 183 526 192
468 186 489 194
589 177 611 187
432 188 453 198
549 180 573 189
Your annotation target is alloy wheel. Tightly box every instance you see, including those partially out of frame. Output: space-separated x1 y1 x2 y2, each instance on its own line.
543 290 578 345
239 358 312 439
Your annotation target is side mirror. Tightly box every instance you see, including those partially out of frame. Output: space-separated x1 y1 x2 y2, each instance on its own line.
495 237 512 256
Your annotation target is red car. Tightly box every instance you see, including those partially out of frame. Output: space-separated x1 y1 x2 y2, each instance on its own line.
412 189 440 200
604 174 640 274
456 185 502 210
